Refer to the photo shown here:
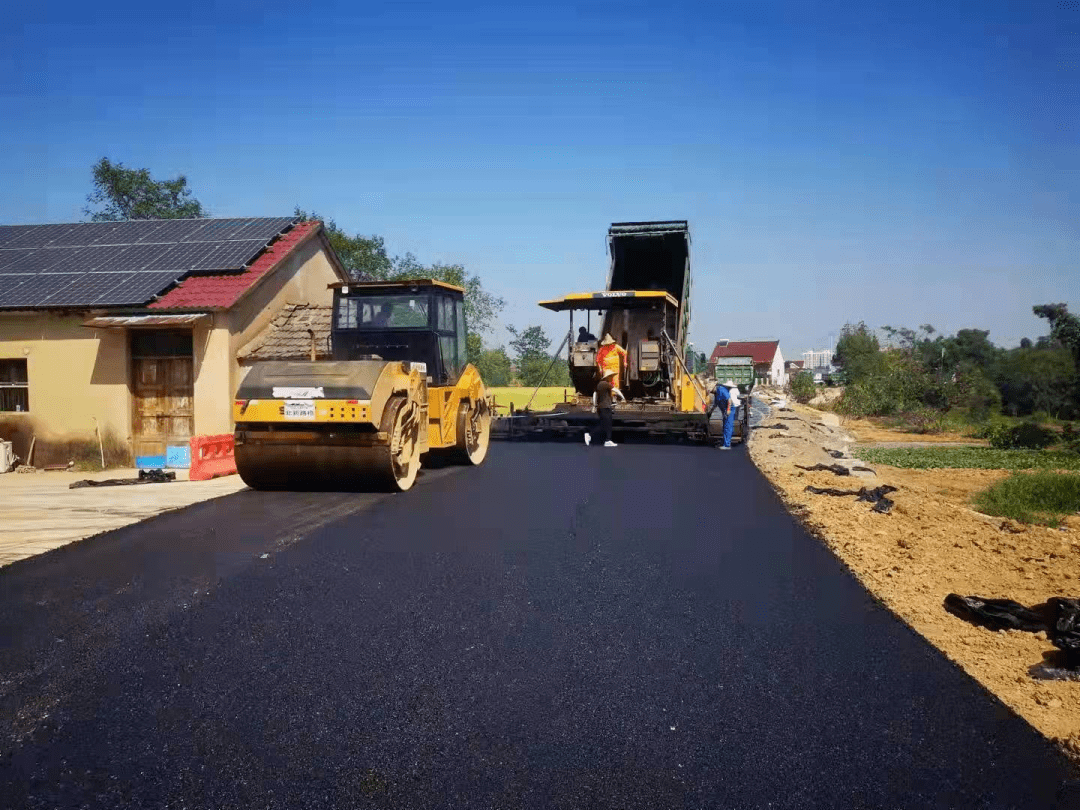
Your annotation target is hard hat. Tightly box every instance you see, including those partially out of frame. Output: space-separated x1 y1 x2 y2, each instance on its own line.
600 333 615 345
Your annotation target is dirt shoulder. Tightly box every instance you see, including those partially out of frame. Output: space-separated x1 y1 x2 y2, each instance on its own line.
842 415 988 445
749 402 1080 761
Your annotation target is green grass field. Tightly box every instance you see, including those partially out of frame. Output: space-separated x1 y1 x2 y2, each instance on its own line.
973 471 1080 526
858 446 1080 471
486 387 575 413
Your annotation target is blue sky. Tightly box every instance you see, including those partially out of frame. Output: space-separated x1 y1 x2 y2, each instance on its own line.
1 0 1076 357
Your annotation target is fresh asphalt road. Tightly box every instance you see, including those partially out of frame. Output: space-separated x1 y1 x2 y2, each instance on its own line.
1 442 1077 808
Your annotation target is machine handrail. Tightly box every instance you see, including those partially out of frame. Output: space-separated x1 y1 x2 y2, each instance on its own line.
662 330 709 407
524 330 571 411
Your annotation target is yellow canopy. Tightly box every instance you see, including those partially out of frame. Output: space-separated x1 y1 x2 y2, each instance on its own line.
537 290 677 312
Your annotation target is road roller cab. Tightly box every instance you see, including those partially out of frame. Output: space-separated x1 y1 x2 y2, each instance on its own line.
232 279 490 492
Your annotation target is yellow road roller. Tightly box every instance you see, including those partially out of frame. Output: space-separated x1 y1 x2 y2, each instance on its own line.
232 279 490 491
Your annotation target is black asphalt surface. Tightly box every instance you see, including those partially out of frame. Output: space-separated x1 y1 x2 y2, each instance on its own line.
1 442 1077 808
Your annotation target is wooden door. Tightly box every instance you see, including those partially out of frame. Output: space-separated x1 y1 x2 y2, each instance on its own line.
133 357 194 465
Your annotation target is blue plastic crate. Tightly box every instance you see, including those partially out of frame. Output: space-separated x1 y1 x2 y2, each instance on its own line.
166 444 191 469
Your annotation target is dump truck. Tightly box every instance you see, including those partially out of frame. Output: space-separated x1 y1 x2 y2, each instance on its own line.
233 279 490 491
497 221 752 443
713 355 755 389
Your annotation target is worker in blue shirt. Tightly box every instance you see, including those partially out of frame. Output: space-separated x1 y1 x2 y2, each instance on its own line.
708 382 734 450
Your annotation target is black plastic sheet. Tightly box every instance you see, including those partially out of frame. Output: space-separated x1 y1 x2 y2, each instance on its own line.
70 469 177 489
798 463 851 476
945 594 1080 672
803 484 898 513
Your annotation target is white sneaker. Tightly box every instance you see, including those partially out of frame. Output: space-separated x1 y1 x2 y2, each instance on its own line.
584 433 591 446
604 441 617 447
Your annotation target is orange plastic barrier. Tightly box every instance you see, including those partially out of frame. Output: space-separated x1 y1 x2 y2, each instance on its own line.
188 434 237 481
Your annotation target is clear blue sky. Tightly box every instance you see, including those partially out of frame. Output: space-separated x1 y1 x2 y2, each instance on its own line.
2 0 1076 357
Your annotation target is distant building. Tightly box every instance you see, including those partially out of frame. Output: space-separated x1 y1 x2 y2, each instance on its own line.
709 340 786 386
802 348 833 371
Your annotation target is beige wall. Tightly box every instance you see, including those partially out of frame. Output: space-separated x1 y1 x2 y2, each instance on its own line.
0 236 343 458
0 313 132 460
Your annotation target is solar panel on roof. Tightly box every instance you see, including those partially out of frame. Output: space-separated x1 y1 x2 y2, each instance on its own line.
111 271 185 304
0 225 73 250
145 242 208 272
73 243 139 271
88 220 168 245
0 276 33 299
0 250 70 275
38 247 92 274
136 219 211 244
181 217 251 241
3 273 85 308
0 217 299 309
191 238 267 271
45 223 119 247
231 217 296 241
104 242 172 273
0 249 33 273
42 272 133 307
0 226 37 248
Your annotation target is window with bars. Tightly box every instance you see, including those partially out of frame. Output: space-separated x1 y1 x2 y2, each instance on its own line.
0 359 29 412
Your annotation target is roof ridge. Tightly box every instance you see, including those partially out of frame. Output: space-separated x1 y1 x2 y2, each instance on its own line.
0 215 299 228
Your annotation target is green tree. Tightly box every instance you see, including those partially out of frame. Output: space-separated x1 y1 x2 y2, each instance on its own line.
508 325 552 364
295 210 505 343
84 158 206 221
1035 304 1080 374
951 367 1002 421
995 345 1077 419
789 371 817 403
917 328 1001 380
294 208 391 280
834 321 884 383
466 333 483 367
508 324 570 387
475 347 513 386
952 328 1000 371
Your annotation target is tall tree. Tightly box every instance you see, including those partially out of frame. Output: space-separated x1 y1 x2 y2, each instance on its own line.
475 347 513 387
85 158 206 221
508 325 551 365
294 210 505 339
508 324 567 387
1035 303 1080 373
1034 303 1080 412
294 209 391 280
833 321 884 383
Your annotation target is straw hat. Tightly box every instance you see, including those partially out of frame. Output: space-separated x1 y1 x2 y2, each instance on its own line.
724 380 738 388
601 369 617 379
600 333 615 346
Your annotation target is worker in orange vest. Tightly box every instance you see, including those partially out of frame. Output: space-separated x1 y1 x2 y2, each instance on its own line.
596 333 627 390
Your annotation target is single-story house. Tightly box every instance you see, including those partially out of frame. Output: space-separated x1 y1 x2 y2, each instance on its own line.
786 360 805 373
0 217 348 467
709 340 786 387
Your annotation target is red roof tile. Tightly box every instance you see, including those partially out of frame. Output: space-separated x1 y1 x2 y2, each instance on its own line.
149 221 321 310
709 340 779 365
